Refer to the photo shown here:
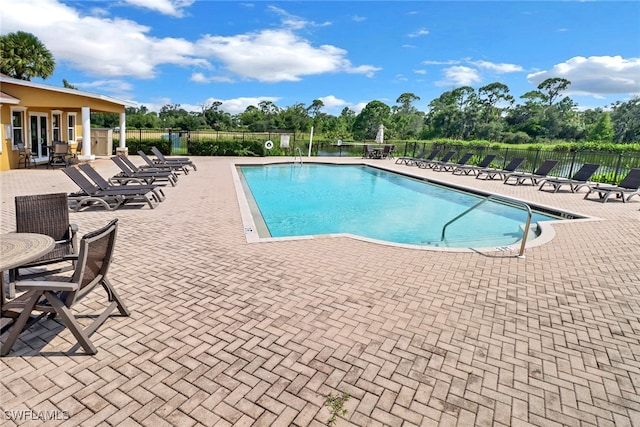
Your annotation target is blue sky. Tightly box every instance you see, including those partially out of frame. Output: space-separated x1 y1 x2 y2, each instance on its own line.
2 0 639 115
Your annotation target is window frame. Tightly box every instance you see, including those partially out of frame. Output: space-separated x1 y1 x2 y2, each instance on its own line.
67 113 77 142
10 107 28 149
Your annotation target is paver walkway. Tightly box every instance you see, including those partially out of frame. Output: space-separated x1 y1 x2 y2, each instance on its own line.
1 156 639 426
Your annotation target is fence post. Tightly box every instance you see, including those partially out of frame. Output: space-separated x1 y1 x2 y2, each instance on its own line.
532 149 540 173
614 153 623 183
503 148 509 168
569 151 577 178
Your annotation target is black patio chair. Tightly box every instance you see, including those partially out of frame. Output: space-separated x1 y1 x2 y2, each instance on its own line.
1 219 130 356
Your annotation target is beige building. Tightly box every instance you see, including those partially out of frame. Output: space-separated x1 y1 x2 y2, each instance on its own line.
0 74 133 171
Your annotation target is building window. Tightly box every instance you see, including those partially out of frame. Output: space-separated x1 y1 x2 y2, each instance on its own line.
68 113 76 141
52 112 62 141
12 110 25 148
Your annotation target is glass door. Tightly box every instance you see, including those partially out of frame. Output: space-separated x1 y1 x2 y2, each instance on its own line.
29 113 49 161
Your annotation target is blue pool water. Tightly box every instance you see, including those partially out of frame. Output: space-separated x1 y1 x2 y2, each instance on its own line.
239 164 561 248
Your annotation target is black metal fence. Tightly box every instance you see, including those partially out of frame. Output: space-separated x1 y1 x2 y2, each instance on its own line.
317 141 640 184
114 129 306 155
114 129 640 184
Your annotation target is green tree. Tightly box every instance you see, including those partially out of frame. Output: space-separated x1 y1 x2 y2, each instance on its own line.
392 93 423 139
537 77 571 106
478 82 513 124
588 112 615 142
426 87 479 139
90 112 119 128
282 103 311 132
307 99 324 118
62 78 77 89
610 97 640 143
0 31 55 80
506 90 546 140
352 100 391 140
202 101 234 130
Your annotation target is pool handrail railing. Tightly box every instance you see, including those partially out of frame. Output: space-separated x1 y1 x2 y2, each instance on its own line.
440 194 532 258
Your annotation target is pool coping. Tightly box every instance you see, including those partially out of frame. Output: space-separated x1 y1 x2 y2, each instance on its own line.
231 161 601 255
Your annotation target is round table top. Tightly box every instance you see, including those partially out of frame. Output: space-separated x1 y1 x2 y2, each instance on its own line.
0 233 56 271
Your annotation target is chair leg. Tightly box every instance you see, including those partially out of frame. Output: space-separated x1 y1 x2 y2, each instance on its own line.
102 278 130 317
1 292 41 356
44 291 97 354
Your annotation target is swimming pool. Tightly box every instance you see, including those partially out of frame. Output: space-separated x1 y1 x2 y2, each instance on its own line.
237 163 566 249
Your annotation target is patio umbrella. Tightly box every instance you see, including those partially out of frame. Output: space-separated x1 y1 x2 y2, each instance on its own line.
375 124 384 144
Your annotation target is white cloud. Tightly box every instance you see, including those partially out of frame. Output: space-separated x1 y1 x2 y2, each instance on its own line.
73 79 134 99
124 0 195 17
423 60 461 66
1 0 376 90
1 0 208 80
220 97 281 115
527 56 640 96
351 102 368 114
469 60 523 73
267 6 331 30
189 72 233 84
141 96 282 115
436 66 482 87
408 28 429 38
196 29 379 82
317 95 348 109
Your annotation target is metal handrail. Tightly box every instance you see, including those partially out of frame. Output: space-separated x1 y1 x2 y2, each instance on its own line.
440 194 533 258
294 147 304 165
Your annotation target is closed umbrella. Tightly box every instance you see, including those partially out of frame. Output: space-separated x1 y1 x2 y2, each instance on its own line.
375 124 384 144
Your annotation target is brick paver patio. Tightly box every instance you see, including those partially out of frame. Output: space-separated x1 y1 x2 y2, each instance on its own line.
1 156 639 426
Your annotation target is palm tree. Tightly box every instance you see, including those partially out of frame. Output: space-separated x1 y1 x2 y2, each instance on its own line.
0 31 55 81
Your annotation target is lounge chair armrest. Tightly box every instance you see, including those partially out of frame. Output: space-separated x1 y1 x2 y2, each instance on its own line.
15 281 79 292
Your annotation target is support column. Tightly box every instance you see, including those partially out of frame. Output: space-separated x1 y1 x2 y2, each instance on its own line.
78 106 95 161
116 112 128 155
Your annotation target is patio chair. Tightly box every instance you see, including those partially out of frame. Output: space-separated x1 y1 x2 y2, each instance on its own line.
396 149 440 167
451 154 496 175
583 168 640 203
151 146 197 171
78 163 166 202
111 155 178 186
17 142 35 169
432 152 474 172
48 142 72 168
63 166 161 211
476 157 525 180
418 150 456 169
538 163 600 193
362 144 375 159
379 145 393 159
503 159 559 186
387 145 396 159
1 219 130 356
138 151 190 175
10 193 78 284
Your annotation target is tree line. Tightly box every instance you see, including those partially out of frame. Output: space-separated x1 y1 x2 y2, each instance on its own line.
91 80 639 145
2 31 638 144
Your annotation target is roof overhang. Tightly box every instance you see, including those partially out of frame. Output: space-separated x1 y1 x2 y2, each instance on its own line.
0 74 136 108
0 90 20 104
